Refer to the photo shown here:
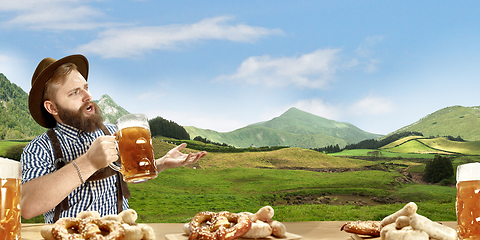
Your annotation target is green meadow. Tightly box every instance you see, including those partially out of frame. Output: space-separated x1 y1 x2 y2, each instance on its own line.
16 136 476 224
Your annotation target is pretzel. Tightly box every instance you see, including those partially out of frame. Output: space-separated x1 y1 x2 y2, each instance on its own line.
340 220 381 236
80 217 125 240
188 211 252 240
51 217 84 240
44 209 153 240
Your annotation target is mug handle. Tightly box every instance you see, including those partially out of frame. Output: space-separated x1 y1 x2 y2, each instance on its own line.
109 135 122 172
108 161 121 171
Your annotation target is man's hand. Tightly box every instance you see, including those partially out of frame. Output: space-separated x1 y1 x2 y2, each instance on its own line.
156 143 207 172
84 136 119 170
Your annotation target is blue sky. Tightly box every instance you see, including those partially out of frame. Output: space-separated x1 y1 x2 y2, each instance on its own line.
1 1 479 135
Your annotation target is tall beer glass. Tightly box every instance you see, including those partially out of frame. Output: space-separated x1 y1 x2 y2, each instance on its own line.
110 113 158 183
0 157 22 240
457 162 480 239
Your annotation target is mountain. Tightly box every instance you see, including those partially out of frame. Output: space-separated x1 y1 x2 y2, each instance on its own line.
0 73 44 139
184 107 383 149
94 94 130 124
0 73 129 139
392 105 480 141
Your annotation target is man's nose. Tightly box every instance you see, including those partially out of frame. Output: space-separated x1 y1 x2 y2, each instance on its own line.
82 89 92 101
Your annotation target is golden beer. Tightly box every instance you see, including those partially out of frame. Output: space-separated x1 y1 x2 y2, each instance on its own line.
0 178 21 240
457 180 480 239
117 126 157 183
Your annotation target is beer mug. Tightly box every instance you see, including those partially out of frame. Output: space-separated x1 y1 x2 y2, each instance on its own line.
0 157 22 240
456 163 480 239
109 113 158 183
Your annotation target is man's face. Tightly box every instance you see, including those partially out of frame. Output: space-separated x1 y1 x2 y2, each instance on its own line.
51 70 103 132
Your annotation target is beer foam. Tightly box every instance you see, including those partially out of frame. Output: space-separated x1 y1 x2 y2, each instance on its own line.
0 157 21 179
117 119 149 130
116 113 150 130
457 163 480 182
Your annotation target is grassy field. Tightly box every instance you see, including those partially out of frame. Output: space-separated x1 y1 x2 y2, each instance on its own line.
126 167 456 223
330 148 437 159
0 140 28 156
18 137 470 224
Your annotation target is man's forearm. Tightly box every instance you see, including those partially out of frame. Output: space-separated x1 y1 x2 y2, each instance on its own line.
21 155 97 219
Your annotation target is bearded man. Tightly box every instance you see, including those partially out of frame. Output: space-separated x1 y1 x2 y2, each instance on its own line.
21 54 207 223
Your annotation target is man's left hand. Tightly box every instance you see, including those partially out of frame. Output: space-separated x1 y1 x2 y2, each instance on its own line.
156 143 207 172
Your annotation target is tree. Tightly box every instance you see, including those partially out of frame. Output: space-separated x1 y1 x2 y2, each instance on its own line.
423 155 454 183
148 116 190 140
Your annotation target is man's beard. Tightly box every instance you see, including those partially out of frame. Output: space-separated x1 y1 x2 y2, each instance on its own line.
57 101 104 133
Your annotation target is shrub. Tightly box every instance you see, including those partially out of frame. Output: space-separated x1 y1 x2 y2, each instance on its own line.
423 155 454 183
4 143 27 161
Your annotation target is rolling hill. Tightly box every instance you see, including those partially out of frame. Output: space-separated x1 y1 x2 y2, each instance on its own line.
185 107 383 149
392 105 480 141
379 136 480 156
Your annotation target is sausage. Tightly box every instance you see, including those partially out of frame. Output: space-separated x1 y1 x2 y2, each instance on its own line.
409 214 457 240
381 202 417 227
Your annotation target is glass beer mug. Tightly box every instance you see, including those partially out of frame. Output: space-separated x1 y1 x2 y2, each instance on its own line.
0 158 22 240
457 162 480 239
109 113 158 183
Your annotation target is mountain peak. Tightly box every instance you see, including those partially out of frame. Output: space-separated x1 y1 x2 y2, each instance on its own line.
94 95 130 124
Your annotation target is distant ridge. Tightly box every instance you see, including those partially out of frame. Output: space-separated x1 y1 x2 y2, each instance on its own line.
392 105 480 141
94 94 130 124
185 107 383 149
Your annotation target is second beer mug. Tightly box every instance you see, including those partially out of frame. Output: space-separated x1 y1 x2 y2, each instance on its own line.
457 162 480 240
110 113 158 183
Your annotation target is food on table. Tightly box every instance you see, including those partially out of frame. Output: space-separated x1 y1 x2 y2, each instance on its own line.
184 205 288 239
242 220 272 239
408 214 457 240
380 223 429 240
188 211 252 240
268 220 287 238
40 209 155 240
380 202 417 227
341 202 458 240
340 220 381 237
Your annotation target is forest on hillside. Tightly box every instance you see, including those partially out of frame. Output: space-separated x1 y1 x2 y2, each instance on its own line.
0 73 44 140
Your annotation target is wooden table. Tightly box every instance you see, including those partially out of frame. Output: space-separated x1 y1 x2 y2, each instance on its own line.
21 221 458 240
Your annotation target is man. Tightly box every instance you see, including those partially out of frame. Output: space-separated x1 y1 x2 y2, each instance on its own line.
21 54 207 223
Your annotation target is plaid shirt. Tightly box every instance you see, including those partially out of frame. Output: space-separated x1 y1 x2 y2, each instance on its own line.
21 123 128 223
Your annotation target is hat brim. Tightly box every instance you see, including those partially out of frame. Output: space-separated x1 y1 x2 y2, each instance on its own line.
29 54 89 128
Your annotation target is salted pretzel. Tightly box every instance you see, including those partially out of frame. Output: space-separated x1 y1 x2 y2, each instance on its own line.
340 220 381 237
51 217 84 240
80 217 125 240
50 217 125 240
188 211 252 240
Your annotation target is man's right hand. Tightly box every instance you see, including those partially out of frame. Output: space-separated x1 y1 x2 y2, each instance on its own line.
84 136 119 170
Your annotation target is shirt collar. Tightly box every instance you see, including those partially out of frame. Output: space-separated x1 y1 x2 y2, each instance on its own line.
54 122 98 140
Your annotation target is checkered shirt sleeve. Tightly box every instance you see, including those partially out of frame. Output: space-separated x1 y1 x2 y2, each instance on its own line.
21 123 129 223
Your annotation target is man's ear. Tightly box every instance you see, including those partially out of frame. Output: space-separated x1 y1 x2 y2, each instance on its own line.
44 100 59 116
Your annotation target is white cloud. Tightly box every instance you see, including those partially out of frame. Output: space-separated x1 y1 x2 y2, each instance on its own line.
293 98 343 120
75 16 284 58
215 48 341 89
350 95 394 115
290 95 394 122
355 35 384 73
0 0 117 30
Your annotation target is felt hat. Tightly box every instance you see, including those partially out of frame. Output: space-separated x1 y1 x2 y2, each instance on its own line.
29 54 89 128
